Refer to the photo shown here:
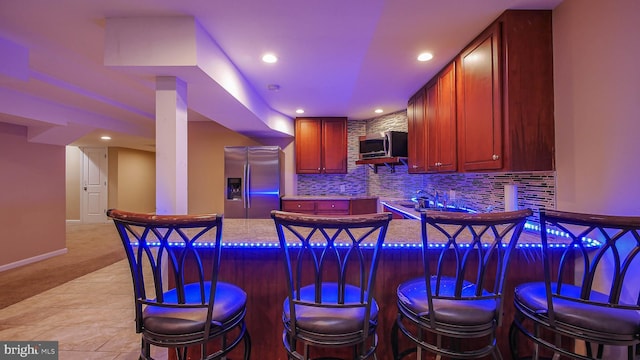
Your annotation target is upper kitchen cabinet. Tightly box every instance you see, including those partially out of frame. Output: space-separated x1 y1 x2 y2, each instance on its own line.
408 61 457 174
407 88 427 173
426 62 457 173
295 117 348 174
457 10 555 172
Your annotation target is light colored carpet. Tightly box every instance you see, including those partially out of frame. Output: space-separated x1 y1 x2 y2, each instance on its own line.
0 222 124 309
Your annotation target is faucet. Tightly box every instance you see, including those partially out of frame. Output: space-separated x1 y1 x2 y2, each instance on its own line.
414 190 427 209
415 189 437 209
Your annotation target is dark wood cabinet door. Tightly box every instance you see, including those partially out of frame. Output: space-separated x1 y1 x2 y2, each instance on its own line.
457 23 502 171
425 62 456 173
425 81 439 172
350 198 377 215
321 118 347 174
295 118 323 174
407 90 427 173
382 205 406 219
501 10 555 171
436 62 457 172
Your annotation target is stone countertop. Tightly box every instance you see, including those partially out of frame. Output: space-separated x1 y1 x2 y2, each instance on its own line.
281 195 379 201
380 198 479 219
224 218 421 245
222 218 544 247
379 199 421 219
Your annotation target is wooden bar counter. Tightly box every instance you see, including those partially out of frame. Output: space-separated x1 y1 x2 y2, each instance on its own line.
185 218 569 360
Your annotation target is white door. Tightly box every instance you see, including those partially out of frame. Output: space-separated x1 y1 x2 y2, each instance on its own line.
81 147 108 223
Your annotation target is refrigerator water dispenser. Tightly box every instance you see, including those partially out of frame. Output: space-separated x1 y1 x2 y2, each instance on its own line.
227 178 242 200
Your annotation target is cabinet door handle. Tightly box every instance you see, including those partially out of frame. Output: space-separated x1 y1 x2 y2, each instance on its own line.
492 154 500 161
297 204 301 208
331 204 335 208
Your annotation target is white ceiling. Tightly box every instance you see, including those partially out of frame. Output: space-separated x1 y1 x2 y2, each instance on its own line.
0 0 562 151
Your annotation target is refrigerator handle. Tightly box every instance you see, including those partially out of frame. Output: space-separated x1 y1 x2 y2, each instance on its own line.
245 163 251 209
243 163 248 209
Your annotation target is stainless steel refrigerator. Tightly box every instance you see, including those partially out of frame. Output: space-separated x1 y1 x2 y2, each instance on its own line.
224 146 283 219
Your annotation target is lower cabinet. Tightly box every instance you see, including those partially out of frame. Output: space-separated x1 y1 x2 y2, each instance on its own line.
281 198 377 215
316 200 350 215
281 200 316 214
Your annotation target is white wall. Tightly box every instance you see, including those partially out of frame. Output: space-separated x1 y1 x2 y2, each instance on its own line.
554 2 640 356
65 146 82 220
554 0 640 215
0 122 66 269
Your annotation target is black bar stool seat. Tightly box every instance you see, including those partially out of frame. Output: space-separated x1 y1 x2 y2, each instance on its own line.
510 209 640 360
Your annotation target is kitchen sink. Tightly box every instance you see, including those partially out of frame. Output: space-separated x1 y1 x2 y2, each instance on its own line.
397 202 473 213
399 203 418 209
429 207 471 213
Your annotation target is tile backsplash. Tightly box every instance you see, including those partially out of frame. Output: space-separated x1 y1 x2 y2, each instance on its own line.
297 110 556 217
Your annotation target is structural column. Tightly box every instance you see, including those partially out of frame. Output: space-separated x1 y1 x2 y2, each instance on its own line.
155 76 188 215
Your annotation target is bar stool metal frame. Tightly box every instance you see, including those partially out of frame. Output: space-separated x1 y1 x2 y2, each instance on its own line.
510 209 640 360
271 210 392 360
392 209 532 360
107 209 251 360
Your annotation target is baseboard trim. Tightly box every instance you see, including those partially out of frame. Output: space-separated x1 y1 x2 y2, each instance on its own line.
0 248 68 272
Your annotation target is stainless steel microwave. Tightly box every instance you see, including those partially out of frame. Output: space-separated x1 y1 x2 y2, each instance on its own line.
359 130 408 159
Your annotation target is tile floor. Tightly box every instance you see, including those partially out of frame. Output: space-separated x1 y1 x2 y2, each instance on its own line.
0 260 167 360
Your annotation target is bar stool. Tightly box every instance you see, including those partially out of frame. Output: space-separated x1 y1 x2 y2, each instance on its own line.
107 209 251 360
510 209 640 360
271 210 392 360
392 209 532 359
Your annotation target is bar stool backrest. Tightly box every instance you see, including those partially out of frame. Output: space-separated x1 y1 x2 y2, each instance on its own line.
108 209 225 334
271 210 392 358
540 209 640 322
421 209 533 327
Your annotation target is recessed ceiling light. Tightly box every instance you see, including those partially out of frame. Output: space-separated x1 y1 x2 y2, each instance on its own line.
295 109 305 114
374 109 383 114
100 136 111 140
262 53 278 63
417 52 433 62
